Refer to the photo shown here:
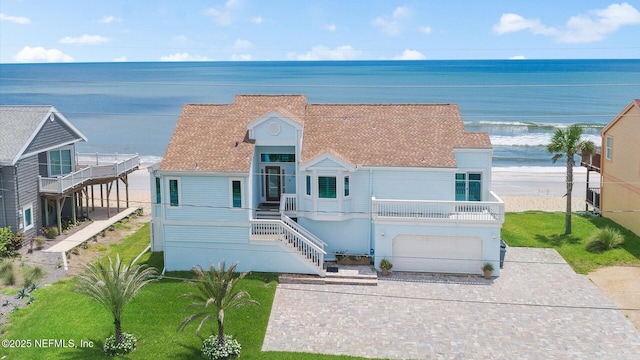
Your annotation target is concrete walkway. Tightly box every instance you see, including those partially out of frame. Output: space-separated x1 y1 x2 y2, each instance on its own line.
262 247 640 359
44 207 140 253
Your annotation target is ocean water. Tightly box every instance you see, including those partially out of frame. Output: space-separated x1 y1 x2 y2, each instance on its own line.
1 59 639 167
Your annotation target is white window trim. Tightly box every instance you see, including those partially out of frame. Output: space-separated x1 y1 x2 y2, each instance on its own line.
22 203 34 231
47 145 74 177
605 136 613 161
167 177 182 209
229 178 245 210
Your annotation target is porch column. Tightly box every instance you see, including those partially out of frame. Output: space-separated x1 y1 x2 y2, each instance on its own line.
56 198 62 235
44 200 49 227
116 178 121 212
71 192 77 224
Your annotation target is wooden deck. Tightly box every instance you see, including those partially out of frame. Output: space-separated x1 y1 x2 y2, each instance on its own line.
39 153 139 195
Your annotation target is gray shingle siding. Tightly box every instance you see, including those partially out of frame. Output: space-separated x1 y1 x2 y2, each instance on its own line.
0 165 18 232
15 156 39 240
23 114 81 155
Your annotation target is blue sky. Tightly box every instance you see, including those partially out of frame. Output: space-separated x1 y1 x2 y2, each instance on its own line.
1 0 639 63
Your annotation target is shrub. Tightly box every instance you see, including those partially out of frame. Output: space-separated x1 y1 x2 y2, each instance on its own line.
44 227 58 239
103 332 137 356
22 266 45 288
586 227 625 253
202 334 241 360
0 227 19 257
0 260 16 285
35 237 46 249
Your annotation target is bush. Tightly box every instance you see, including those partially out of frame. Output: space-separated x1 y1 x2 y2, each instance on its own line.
22 265 45 288
586 227 625 253
0 260 16 285
103 332 137 356
202 335 241 360
44 227 59 239
0 227 20 257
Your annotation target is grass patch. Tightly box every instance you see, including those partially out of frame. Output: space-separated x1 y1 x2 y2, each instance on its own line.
1 223 369 359
502 211 640 273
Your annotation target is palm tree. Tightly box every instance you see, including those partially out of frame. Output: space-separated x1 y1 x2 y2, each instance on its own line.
546 124 595 235
178 261 259 347
74 254 157 346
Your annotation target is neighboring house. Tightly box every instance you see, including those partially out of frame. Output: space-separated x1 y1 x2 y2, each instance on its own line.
0 106 140 241
150 95 505 276
582 99 640 236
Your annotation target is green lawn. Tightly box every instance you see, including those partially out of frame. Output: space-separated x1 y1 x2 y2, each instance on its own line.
502 211 640 273
1 223 366 359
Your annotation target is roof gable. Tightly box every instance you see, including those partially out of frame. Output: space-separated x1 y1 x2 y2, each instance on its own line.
0 105 87 166
602 99 640 135
300 152 356 171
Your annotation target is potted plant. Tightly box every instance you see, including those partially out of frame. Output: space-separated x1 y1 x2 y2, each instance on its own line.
482 262 494 279
379 258 393 276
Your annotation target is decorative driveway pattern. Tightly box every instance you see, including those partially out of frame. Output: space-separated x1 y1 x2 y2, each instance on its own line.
262 248 640 359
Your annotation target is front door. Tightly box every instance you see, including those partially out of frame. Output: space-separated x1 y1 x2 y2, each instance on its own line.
265 166 281 202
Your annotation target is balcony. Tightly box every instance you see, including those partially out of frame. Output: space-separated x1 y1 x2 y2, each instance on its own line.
372 191 504 225
39 153 140 194
581 149 601 172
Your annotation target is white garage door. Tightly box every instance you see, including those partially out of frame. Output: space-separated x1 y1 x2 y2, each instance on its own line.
392 235 483 274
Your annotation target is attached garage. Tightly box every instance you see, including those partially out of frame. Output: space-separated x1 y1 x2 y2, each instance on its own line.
392 235 483 274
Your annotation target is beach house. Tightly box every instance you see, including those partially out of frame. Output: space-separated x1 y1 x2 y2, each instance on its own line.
582 99 640 236
0 106 140 242
150 95 505 276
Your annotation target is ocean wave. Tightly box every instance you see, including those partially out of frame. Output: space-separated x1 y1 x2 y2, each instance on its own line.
492 166 587 174
490 133 601 146
465 120 607 130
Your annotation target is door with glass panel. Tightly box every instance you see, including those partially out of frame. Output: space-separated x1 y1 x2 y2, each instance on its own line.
265 166 281 202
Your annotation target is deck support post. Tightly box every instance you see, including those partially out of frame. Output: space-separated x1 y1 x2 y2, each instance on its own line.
100 184 104 207
106 182 112 218
116 178 121 212
56 198 62 235
123 175 130 208
91 185 95 211
71 192 77 224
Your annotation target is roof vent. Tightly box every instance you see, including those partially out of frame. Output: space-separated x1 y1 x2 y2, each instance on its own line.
50 113 55 122
235 141 239 147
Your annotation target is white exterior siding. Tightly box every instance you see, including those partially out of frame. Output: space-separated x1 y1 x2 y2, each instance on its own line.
163 176 249 223
297 217 371 259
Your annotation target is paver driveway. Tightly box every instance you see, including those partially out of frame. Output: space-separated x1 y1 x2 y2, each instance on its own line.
262 248 640 359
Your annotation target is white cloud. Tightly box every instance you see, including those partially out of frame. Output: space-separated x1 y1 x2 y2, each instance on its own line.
392 49 426 60
204 0 241 26
420 26 432 34
373 6 411 35
13 46 74 63
113 56 127 62
160 53 211 61
98 16 123 24
560 2 640 43
509 55 527 60
231 54 253 61
492 13 557 35
251 16 263 24
492 2 640 43
59 34 109 45
287 45 361 61
234 39 254 49
324 23 337 32
0 13 31 24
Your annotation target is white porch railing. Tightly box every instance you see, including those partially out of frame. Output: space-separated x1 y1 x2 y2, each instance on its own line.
279 193 297 215
281 214 327 249
372 191 504 224
250 218 326 274
39 153 140 194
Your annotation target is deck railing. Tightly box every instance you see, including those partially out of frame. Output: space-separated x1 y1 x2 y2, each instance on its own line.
372 191 504 224
279 193 297 215
39 153 140 194
581 150 601 171
250 218 326 274
281 214 327 249
586 187 601 209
